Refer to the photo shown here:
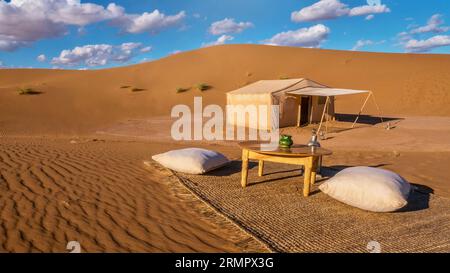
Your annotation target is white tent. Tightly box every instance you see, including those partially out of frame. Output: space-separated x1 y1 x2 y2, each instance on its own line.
226 78 383 132
227 79 328 130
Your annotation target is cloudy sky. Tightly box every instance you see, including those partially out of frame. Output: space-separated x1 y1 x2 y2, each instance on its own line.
0 0 449 69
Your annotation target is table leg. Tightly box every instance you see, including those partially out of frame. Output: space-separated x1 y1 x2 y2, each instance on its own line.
258 160 264 177
241 149 249 188
303 157 313 197
311 157 318 186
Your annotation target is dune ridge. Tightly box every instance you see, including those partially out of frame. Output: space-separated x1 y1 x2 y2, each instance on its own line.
1 44 450 135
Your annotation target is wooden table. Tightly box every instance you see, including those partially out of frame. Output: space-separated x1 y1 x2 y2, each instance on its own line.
239 141 332 197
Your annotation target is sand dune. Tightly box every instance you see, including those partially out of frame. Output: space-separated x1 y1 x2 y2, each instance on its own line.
1 45 450 134
0 137 266 252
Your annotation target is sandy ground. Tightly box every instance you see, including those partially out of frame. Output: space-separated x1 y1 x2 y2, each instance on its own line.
1 45 449 252
0 137 268 253
1 132 448 252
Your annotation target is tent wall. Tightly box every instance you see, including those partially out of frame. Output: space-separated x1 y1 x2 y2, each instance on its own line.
226 93 336 129
226 93 273 130
273 93 300 128
226 92 301 130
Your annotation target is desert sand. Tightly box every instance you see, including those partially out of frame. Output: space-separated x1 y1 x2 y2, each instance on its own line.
0 44 450 252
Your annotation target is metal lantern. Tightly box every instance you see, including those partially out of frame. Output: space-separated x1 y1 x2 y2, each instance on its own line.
307 129 322 173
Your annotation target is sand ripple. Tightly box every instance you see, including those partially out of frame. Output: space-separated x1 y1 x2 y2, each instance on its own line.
0 137 266 253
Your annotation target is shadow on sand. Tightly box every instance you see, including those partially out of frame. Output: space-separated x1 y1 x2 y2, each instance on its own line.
335 113 403 126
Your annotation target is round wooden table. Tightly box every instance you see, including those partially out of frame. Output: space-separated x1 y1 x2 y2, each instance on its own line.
238 141 332 197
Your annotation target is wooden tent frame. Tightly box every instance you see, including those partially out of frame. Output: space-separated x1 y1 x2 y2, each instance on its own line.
316 91 384 135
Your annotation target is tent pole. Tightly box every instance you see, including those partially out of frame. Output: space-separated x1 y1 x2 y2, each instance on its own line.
317 96 330 134
296 96 301 127
325 96 331 135
370 91 385 124
325 97 330 135
352 92 372 128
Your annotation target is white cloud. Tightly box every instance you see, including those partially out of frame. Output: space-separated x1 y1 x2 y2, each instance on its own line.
0 40 29 51
348 4 390 17
291 0 349 22
171 50 182 55
140 46 152 53
397 31 413 43
264 24 330 48
208 18 253 35
120 42 142 52
365 15 375 21
203 35 234 47
37 54 46 62
410 14 449 34
0 1 185 51
352 40 373 51
404 35 450 52
291 0 390 22
112 9 186 34
397 14 450 52
352 39 384 51
0 0 117 51
51 42 150 67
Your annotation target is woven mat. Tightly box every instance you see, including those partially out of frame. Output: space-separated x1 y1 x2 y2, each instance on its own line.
174 161 450 253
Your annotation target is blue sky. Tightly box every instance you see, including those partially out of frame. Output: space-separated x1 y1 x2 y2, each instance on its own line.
0 0 449 70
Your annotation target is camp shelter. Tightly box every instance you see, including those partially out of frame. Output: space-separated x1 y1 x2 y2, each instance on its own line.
226 79 326 130
226 78 382 132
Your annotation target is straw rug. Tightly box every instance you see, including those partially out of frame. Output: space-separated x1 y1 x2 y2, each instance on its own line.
174 161 450 253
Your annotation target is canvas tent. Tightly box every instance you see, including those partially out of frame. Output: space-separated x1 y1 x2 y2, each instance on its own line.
226 78 382 132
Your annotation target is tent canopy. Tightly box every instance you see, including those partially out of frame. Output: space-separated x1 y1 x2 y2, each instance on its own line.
287 88 370 97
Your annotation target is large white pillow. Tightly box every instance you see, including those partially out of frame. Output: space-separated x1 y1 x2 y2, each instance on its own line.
319 167 411 212
150 148 229 174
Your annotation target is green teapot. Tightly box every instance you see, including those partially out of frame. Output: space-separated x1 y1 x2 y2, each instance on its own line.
279 135 293 148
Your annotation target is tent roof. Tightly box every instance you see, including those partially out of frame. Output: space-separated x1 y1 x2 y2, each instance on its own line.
227 78 326 95
227 78 369 97
287 88 370 97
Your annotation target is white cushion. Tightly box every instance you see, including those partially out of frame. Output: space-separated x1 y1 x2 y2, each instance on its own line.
319 167 411 212
151 148 229 174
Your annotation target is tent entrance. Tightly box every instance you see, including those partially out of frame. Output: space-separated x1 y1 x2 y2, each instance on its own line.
298 96 311 127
